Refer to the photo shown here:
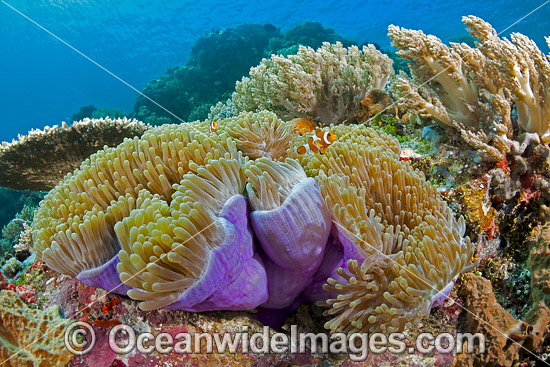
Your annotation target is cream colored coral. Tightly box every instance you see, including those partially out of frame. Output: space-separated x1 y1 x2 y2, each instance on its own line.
389 16 550 160
13 222 32 253
463 16 550 140
232 42 393 124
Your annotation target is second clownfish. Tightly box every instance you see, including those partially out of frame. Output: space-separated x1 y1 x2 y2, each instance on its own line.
210 120 219 133
292 118 316 136
297 129 337 154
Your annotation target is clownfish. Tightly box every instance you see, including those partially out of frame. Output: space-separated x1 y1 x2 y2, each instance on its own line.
297 129 337 155
292 118 316 136
210 120 218 133
314 129 337 146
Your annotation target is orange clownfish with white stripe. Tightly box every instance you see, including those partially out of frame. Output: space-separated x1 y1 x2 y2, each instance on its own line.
210 120 218 133
297 129 337 155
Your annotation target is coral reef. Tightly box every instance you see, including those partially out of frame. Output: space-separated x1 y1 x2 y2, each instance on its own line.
16 16 550 366
0 189 43 232
134 23 280 123
266 21 354 57
0 290 74 367
232 42 393 125
69 105 127 121
1 257 22 279
13 222 32 255
135 22 356 124
0 117 150 191
388 16 550 162
1 204 36 256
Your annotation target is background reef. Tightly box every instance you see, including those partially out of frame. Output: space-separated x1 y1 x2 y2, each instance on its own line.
132 22 355 123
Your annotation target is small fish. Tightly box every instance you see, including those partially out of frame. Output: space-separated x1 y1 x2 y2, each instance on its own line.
210 120 218 133
297 136 321 154
292 118 316 136
314 129 337 147
297 129 337 154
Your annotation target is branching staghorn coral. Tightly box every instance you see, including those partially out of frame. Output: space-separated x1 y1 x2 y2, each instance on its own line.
0 117 150 191
388 16 550 161
232 42 393 124
306 134 476 333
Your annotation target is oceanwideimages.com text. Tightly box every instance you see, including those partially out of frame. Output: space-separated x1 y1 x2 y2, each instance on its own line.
65 322 485 360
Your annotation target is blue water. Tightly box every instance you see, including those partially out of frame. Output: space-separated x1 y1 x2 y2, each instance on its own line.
1 0 549 142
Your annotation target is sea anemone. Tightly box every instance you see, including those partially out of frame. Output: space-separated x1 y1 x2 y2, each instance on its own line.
115 155 268 311
245 157 331 308
311 137 477 333
31 114 476 333
220 110 293 160
31 123 235 292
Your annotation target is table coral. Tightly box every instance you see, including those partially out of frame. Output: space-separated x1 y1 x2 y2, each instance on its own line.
0 117 150 191
0 290 74 367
